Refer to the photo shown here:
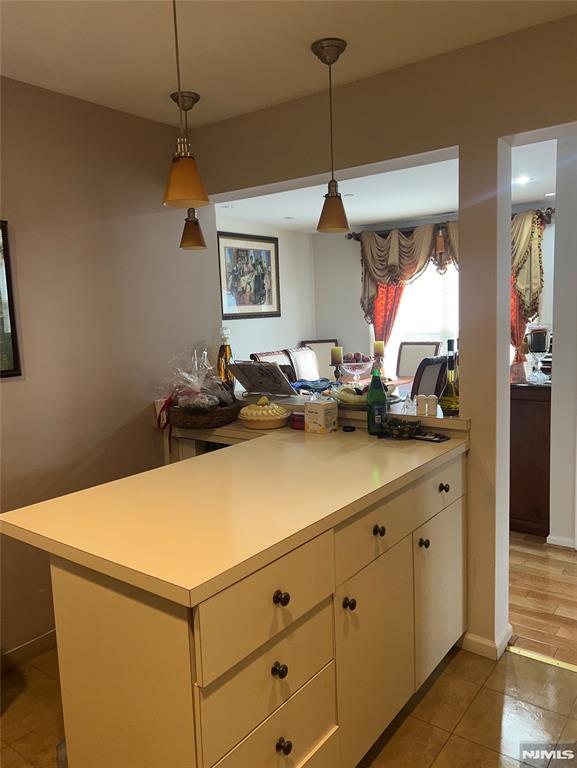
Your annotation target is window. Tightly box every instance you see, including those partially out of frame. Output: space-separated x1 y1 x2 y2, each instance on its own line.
380 261 459 377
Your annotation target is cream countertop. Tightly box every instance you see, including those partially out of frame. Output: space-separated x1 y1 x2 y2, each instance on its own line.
0 429 467 607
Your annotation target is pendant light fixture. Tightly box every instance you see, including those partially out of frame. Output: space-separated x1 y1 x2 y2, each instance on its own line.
312 38 349 233
180 208 206 249
163 0 209 210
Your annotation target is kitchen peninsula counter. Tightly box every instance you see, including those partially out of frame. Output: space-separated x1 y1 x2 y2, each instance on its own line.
1 429 467 606
0 428 469 768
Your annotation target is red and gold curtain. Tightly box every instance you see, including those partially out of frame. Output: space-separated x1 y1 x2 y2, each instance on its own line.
373 282 405 345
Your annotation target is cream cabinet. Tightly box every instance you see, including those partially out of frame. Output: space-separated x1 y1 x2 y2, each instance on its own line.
335 536 415 768
414 497 466 688
33 448 467 768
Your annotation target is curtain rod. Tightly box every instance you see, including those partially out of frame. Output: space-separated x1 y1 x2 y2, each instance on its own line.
346 207 555 241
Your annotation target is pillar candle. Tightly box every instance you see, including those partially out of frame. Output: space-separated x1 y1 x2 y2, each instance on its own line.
373 340 385 358
331 346 343 366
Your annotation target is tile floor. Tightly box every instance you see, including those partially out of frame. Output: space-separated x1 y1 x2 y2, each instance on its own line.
510 532 577 665
1 645 576 767
361 649 577 767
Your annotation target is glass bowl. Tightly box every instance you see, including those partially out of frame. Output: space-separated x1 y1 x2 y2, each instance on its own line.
340 360 373 384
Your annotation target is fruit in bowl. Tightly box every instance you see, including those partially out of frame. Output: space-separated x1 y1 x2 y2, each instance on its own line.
343 351 372 364
336 386 368 407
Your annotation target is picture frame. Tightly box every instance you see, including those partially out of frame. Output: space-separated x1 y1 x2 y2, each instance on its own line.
0 220 22 378
217 231 281 320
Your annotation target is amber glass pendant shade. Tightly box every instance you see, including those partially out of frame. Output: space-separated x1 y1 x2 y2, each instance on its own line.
317 181 349 233
164 155 209 208
180 209 206 249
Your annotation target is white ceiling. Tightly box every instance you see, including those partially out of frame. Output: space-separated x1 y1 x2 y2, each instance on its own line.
217 140 557 232
2 1 576 127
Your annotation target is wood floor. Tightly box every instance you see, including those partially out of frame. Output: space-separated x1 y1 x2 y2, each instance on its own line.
509 531 577 665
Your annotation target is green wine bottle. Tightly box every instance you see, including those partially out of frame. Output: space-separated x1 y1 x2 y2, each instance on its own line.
367 369 388 435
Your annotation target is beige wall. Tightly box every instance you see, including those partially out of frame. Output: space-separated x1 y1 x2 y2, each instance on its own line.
191 17 577 197
0 78 222 652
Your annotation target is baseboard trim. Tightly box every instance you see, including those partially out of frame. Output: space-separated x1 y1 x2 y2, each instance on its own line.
460 624 513 660
1 629 56 672
546 534 576 550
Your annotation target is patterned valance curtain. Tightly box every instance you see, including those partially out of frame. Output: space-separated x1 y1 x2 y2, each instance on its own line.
360 223 458 323
360 212 544 327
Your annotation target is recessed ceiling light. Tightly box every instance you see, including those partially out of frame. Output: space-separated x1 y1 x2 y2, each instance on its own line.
545 192 556 197
283 216 295 220
513 175 532 186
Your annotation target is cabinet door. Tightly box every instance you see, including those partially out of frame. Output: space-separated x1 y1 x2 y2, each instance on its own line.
335 536 414 768
414 497 466 688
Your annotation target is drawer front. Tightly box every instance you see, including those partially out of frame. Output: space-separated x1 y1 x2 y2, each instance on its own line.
196 532 334 685
200 601 334 767
335 456 465 584
213 662 336 768
299 729 339 768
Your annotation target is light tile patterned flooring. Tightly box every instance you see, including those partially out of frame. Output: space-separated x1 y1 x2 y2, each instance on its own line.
509 532 577 665
361 649 577 767
1 535 576 768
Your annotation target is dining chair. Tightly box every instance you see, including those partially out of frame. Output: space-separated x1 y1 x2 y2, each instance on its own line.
397 341 441 378
300 339 338 380
287 347 321 381
410 356 448 399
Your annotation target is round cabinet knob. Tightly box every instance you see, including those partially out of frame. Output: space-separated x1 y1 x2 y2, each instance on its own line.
342 596 357 611
372 524 387 538
438 483 450 493
272 590 291 607
271 661 289 679
276 737 293 756
418 538 431 549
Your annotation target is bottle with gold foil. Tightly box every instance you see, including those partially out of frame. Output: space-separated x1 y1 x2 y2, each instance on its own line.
217 328 235 391
439 339 460 416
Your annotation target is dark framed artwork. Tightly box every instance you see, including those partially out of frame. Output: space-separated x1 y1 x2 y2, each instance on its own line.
0 221 21 377
217 232 281 320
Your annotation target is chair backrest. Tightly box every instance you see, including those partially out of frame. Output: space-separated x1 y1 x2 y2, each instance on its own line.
410 356 447 398
397 341 441 378
249 349 296 382
300 339 337 380
287 347 321 381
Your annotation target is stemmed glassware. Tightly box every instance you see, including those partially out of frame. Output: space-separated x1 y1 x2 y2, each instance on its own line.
526 325 551 385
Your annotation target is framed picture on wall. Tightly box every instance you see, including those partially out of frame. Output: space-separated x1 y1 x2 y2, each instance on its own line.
217 232 281 320
0 221 22 378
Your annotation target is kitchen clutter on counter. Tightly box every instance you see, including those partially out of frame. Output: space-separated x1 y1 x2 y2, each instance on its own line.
157 347 241 430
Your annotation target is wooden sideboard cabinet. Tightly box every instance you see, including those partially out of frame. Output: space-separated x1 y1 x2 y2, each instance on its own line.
509 384 551 537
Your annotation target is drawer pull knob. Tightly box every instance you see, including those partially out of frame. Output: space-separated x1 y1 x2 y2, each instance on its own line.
419 538 431 549
372 524 386 537
271 661 289 679
273 589 291 607
438 483 450 493
342 596 357 611
276 737 293 756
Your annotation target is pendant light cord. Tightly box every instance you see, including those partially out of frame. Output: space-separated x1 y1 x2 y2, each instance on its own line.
328 63 335 181
171 0 185 138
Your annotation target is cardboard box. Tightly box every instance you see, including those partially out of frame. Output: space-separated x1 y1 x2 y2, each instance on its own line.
304 400 338 434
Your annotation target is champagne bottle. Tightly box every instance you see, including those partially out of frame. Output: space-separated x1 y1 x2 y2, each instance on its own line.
439 339 459 416
217 328 235 391
367 369 388 435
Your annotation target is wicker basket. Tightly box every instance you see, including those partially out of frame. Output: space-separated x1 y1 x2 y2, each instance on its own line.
168 400 242 430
